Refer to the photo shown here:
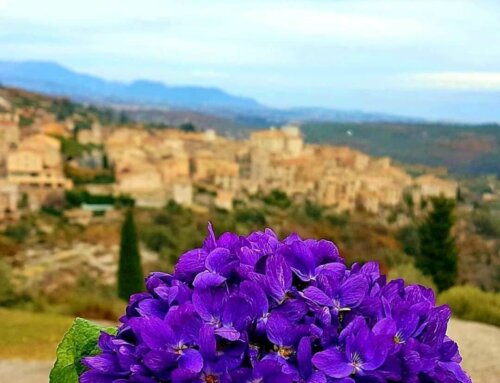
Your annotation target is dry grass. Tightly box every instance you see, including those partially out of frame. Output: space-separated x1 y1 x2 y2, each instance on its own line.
0 308 73 360
81 222 121 247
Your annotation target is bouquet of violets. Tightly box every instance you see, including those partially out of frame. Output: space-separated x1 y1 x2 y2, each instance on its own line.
50 225 471 383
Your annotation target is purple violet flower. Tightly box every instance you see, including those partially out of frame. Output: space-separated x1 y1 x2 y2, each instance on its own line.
312 318 390 379
81 224 471 383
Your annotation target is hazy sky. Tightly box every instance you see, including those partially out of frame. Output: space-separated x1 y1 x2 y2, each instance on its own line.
1 0 500 121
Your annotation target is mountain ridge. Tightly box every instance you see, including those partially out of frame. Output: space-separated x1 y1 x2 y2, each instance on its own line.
0 60 422 124
0 60 262 111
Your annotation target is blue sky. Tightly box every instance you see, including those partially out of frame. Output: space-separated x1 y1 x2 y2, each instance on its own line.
1 0 500 122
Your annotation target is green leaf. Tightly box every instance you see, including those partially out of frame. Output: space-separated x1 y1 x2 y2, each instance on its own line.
49 318 117 383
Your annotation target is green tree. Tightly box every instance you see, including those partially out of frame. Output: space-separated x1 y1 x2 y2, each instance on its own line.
403 192 415 216
19 115 34 128
118 111 129 124
263 189 291 209
235 208 267 226
102 153 110 169
51 98 75 121
117 209 144 300
416 197 457 291
179 122 196 132
18 193 29 209
3 221 30 243
304 200 323 220
397 224 420 257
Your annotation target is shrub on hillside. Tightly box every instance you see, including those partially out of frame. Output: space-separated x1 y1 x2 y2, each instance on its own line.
64 165 115 185
235 208 267 226
3 221 31 243
326 211 349 226
0 259 16 305
153 211 172 225
0 235 20 258
263 189 292 209
376 248 411 269
165 200 183 214
304 200 323 220
472 209 500 238
65 189 133 208
388 262 437 291
68 294 125 321
142 226 174 252
438 285 500 327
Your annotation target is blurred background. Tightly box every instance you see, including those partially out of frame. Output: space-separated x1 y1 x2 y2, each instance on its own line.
0 1 499 382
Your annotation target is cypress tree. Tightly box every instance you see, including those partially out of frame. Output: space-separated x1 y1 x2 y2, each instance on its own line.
417 197 457 291
118 209 144 300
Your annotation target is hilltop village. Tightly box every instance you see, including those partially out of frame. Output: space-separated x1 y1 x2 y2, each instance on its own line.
105 125 457 212
0 88 498 299
0 93 457 224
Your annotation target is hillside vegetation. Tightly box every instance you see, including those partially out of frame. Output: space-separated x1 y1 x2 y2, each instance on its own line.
1 85 498 322
302 122 500 176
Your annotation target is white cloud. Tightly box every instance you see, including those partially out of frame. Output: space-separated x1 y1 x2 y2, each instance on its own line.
246 6 430 44
1 0 500 120
405 72 500 91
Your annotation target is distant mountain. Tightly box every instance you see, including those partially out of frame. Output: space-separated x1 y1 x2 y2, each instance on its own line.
0 60 421 124
0 60 261 111
218 106 422 127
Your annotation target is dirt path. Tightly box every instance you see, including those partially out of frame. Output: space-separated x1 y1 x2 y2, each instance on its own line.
1 319 498 382
0 360 53 383
447 318 500 383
